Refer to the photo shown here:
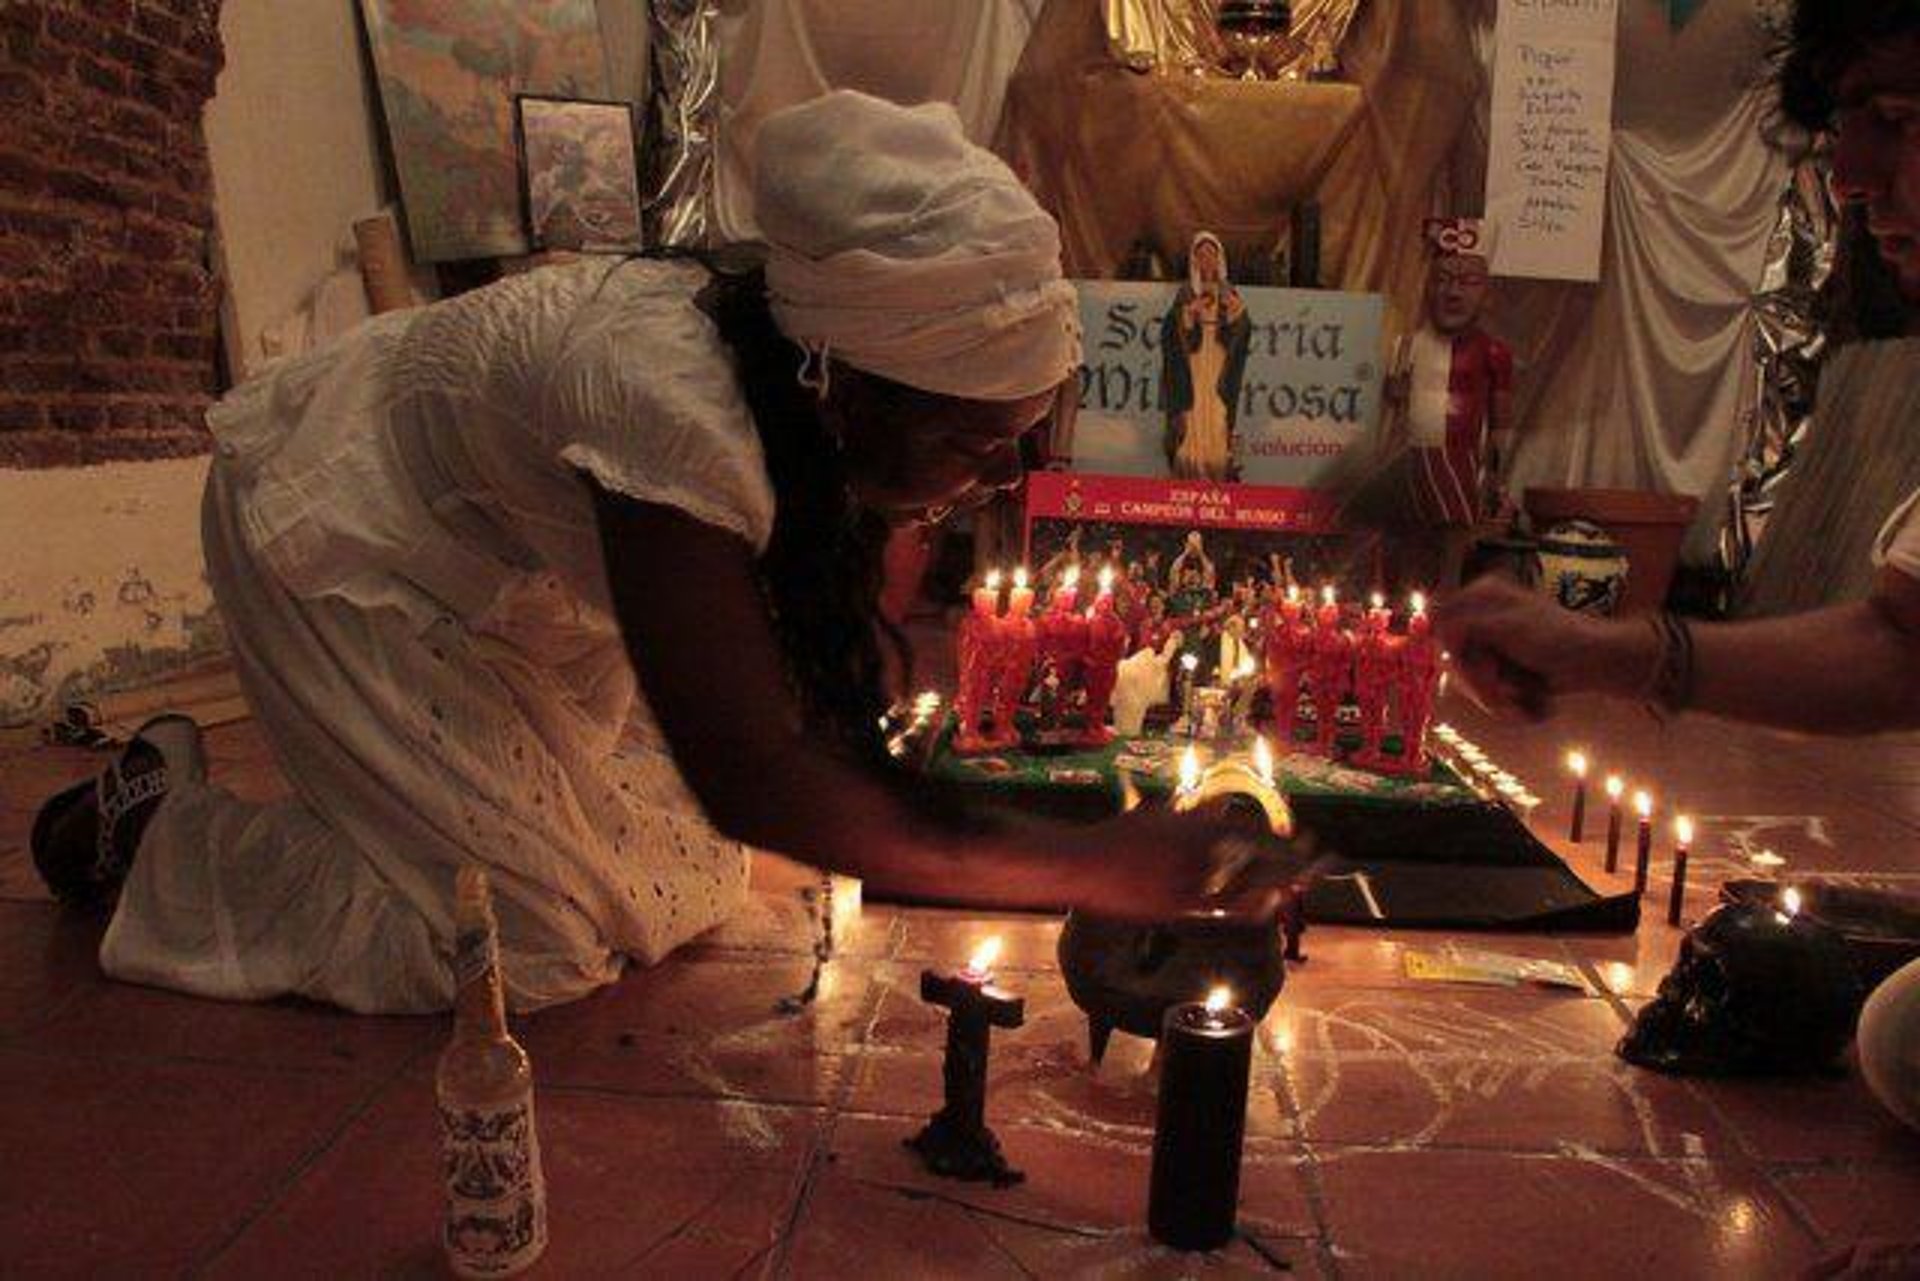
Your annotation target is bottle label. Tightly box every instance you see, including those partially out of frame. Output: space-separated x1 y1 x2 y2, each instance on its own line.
441 1096 547 1275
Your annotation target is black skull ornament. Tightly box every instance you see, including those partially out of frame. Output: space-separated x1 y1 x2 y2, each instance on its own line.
1618 901 1864 1076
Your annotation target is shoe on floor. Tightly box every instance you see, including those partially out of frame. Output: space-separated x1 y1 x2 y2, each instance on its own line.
30 714 207 907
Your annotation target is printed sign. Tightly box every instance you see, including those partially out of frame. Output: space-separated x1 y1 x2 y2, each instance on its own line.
1060 281 1385 488
1484 0 1620 281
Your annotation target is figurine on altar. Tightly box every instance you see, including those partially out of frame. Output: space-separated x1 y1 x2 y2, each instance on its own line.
1036 567 1090 729
990 572 1039 748
1350 595 1397 767
1112 632 1185 737
1388 596 1441 775
1078 582 1133 745
1388 217 1514 587
1162 232 1252 483
1262 586 1310 743
953 571 1005 753
1306 589 1353 757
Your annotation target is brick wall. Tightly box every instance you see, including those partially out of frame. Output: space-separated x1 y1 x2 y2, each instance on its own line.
0 0 225 469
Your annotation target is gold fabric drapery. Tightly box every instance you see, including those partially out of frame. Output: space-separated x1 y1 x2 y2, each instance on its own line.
1000 0 1484 333
1101 0 1363 79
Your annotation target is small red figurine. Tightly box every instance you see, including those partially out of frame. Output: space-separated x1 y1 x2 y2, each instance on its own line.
1307 586 1352 758
1036 566 1089 729
1351 593 1397 768
1078 579 1131 746
1262 585 1309 746
991 569 1038 749
1387 593 1441 776
953 571 1004 754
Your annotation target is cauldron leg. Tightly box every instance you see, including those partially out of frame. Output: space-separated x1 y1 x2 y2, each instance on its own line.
1087 1016 1114 1066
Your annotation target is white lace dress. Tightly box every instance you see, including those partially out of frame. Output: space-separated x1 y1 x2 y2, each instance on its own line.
101 259 776 1013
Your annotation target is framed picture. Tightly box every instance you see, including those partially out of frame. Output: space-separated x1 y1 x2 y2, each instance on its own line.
514 94 645 254
358 0 609 262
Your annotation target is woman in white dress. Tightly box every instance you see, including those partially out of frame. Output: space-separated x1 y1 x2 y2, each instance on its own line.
31 93 1265 1014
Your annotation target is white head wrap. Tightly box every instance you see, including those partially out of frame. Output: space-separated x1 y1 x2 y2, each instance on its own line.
1188 231 1228 295
754 90 1082 402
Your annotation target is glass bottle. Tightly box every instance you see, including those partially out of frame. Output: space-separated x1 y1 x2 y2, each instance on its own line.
438 867 547 1277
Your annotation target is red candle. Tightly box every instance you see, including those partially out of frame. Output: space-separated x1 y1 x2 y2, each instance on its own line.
1007 566 1034 617
971 569 1004 619
1051 565 1081 615
1315 584 1340 631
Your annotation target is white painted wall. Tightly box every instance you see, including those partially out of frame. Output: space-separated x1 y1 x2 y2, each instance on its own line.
0 459 219 727
204 0 391 380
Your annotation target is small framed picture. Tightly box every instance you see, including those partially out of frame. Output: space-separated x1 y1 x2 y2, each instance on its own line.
514 94 645 254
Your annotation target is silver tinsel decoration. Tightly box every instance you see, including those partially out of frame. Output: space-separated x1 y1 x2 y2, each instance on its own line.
643 0 721 248
1720 157 1835 594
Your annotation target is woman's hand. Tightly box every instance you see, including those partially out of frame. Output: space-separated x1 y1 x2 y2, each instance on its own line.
1050 804 1304 923
1431 575 1655 719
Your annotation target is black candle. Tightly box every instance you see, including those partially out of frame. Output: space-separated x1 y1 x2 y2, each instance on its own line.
1666 815 1693 927
1603 775 1624 874
1149 987 1255 1252
1632 790 1654 897
1566 751 1588 843
906 938 1026 1187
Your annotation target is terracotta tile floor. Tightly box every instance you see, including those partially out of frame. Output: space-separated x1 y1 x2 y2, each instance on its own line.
2 689 1918 1277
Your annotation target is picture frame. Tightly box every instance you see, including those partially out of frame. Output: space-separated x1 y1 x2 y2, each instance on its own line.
513 94 645 255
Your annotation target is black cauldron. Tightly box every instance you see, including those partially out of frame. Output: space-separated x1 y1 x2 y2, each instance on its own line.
1058 909 1287 1064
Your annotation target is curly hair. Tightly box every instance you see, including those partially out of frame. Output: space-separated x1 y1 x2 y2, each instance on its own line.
699 262 910 763
1775 1 1920 133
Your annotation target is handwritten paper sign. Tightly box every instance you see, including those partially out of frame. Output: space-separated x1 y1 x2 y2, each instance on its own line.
1484 0 1620 282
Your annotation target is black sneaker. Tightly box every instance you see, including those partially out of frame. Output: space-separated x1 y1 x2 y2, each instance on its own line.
30 714 206 907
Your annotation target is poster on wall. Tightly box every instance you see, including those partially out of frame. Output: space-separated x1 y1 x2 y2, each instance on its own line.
361 0 611 262
1058 280 1385 489
1026 278 1387 594
1483 0 1620 282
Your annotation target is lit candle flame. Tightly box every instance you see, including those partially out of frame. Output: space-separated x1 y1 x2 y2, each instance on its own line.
1782 886 1803 918
1098 565 1115 593
1178 745 1201 794
1674 815 1694 846
1285 584 1301 604
1204 985 1233 1014
1321 584 1337 608
966 936 1002 977
1369 590 1385 611
1633 790 1652 820
1061 565 1080 590
1254 735 1275 786
1013 566 1029 589
1605 775 1624 801
913 690 942 714
1567 750 1588 779
1410 590 1428 616
1180 653 1199 672
984 569 1002 590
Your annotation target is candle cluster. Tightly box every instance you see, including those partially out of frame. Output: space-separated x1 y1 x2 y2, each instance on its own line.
953 567 1129 753
1561 750 1697 926
1263 587 1443 775
1428 725 1541 823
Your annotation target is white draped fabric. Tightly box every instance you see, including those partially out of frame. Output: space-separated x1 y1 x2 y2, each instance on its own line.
707 0 1783 567
713 0 1043 243
1467 1 1786 560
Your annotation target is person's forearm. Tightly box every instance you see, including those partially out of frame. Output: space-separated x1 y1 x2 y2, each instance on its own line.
1582 601 1920 734
685 728 1083 911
